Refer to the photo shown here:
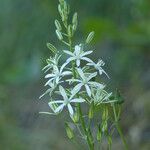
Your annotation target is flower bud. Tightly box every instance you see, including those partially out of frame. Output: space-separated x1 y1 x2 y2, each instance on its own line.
88 101 94 119
56 30 63 40
97 125 102 142
68 25 73 37
72 12 78 31
71 110 79 123
86 31 95 44
101 121 108 132
102 107 108 121
59 0 64 4
55 20 62 31
87 129 94 145
64 1 68 14
58 4 62 15
46 43 57 53
65 122 74 139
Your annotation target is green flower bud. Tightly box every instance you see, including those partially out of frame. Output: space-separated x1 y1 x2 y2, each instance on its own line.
87 129 94 145
72 12 78 31
55 20 62 31
68 25 73 37
71 110 79 123
58 4 62 15
102 106 108 121
56 30 63 40
46 43 57 53
101 121 108 132
59 0 64 4
64 1 68 14
97 125 102 142
65 122 74 139
86 31 95 44
88 101 94 119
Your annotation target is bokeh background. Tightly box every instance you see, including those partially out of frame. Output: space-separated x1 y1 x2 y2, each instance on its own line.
0 0 150 149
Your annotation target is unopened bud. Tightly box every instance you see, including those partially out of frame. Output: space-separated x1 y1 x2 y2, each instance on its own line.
86 31 95 44
65 122 74 139
46 43 57 53
102 107 108 121
58 4 62 15
88 101 94 119
64 1 68 14
68 25 73 37
97 125 102 142
72 12 78 31
71 110 79 123
59 0 64 4
101 121 108 132
55 20 62 31
56 30 63 40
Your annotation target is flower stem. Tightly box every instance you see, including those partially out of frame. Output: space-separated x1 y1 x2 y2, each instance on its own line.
112 104 128 150
78 104 94 150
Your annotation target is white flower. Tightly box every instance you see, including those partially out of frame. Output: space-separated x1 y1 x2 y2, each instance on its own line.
64 44 93 67
39 81 56 99
42 54 61 73
45 62 72 85
87 59 109 78
91 88 116 105
48 86 85 115
69 68 105 97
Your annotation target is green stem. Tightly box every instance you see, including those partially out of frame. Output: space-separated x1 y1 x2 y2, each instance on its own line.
112 104 128 150
62 11 94 150
78 104 94 150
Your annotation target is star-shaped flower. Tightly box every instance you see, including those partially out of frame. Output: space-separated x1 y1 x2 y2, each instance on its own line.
45 62 72 85
68 68 105 97
91 88 116 105
39 81 56 99
87 59 109 78
64 44 93 67
42 54 61 73
48 86 85 115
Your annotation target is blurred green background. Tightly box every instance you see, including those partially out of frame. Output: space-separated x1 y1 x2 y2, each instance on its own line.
0 0 150 149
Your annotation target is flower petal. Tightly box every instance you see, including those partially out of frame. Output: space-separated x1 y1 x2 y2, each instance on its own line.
45 78 54 86
76 59 80 67
39 89 51 99
54 104 65 113
75 45 81 56
48 100 64 105
89 81 105 88
81 57 93 63
77 68 85 80
64 50 74 56
59 85 68 100
67 104 74 115
70 98 85 103
62 71 72 76
72 83 83 97
88 72 97 81
60 62 68 73
85 84 91 97
45 74 55 78
81 50 93 57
